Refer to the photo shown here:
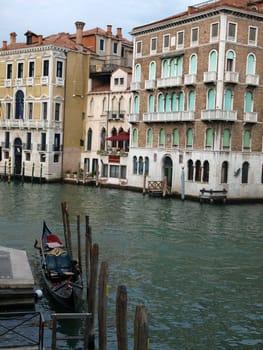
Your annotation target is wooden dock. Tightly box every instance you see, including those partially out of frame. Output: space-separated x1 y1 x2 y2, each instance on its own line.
199 188 227 203
0 246 35 307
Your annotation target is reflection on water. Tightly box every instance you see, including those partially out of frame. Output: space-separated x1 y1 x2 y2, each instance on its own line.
0 183 262 349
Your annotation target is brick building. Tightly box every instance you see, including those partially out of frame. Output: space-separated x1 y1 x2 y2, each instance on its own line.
128 0 263 200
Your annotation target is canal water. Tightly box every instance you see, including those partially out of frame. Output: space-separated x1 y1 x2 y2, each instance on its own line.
0 182 262 349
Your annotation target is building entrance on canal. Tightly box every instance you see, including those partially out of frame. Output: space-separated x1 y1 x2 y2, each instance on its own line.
163 156 173 190
13 138 22 175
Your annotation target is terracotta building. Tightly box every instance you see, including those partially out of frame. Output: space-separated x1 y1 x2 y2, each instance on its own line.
128 0 263 200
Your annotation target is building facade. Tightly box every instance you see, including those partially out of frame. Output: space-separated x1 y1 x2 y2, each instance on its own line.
128 0 263 200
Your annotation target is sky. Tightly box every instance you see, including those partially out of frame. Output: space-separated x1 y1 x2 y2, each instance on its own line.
0 0 198 43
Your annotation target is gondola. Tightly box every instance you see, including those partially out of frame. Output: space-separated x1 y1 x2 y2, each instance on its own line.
35 221 83 309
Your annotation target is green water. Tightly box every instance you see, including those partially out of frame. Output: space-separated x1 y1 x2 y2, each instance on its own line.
0 182 262 349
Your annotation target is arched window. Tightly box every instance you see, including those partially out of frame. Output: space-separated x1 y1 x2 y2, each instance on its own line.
100 128 106 150
187 159 194 180
89 98 94 115
195 160 201 182
206 128 213 147
188 90 195 111
171 93 178 112
165 94 170 112
112 96 118 116
133 156 138 174
145 157 149 175
158 94 164 112
226 50 235 72
222 128 231 149
203 160 209 182
187 128 193 147
244 91 253 112
102 97 107 113
87 128 92 151
135 64 141 82
224 89 233 110
207 88 215 109
189 54 197 74
170 57 183 76
148 95 155 112
134 95 139 114
243 130 251 149
138 156 144 175
173 128 179 146
15 90 24 119
159 128 165 146
149 61 156 80
178 91 184 111
132 128 138 144
221 161 228 183
242 161 249 183
209 50 217 72
147 128 153 146
246 54 256 75
119 96 124 117
162 60 169 78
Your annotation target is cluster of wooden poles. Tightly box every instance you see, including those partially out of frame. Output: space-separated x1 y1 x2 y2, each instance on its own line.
60 202 149 350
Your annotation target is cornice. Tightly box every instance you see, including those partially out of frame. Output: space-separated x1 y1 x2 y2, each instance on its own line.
0 44 69 57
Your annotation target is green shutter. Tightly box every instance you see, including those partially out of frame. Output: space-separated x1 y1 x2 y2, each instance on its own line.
206 128 213 146
243 130 251 148
173 128 179 146
223 128 230 148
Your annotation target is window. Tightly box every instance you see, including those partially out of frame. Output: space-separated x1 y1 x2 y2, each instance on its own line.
209 50 217 72
113 42 118 54
159 128 165 146
29 61 34 77
224 89 233 110
7 64 12 79
222 128 231 149
53 154 59 163
173 129 179 147
243 130 251 150
150 37 157 54
189 54 197 75
203 161 209 182
40 154 47 162
245 91 253 113
102 164 108 177
56 61 63 78
228 22 237 41
42 102 48 120
163 34 170 50
87 128 92 151
226 51 235 72
17 62 23 78
43 60 49 76
186 128 193 147
149 61 156 80
100 128 106 150
191 28 199 46
138 156 144 175
120 166 127 179
170 56 183 77
26 132 31 150
6 103 11 119
206 128 213 148
158 94 164 112
133 156 138 174
221 161 228 183
135 64 141 82
246 54 256 75
114 78 118 85
248 26 257 45
178 91 184 111
162 59 169 78
188 160 194 180
110 165 119 178
15 90 24 119
136 41 142 56
241 162 249 183
120 78 124 85
54 134 60 151
211 22 219 41
134 95 139 114
148 95 154 113
188 90 195 111
40 133 46 151
177 31 184 48
5 132 10 148
207 89 215 109
132 128 138 144
28 102 33 119
146 128 153 146
99 39 105 51
55 103 60 121
172 93 178 112
195 160 201 181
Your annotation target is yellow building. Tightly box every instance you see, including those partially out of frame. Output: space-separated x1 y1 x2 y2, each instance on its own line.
0 22 89 181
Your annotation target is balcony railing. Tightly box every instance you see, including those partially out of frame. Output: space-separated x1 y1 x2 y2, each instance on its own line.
143 111 195 123
157 76 182 88
1 141 10 149
145 80 156 90
41 76 49 85
246 74 259 86
26 77 34 86
15 78 23 86
244 112 258 123
201 109 237 121
22 143 32 151
56 77 64 86
224 71 239 84
5 79 12 87
184 74 197 85
128 113 139 123
37 144 47 152
130 81 141 91
203 71 217 83
0 119 61 129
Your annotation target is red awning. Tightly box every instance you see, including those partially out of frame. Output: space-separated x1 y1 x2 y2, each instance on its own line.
106 132 130 141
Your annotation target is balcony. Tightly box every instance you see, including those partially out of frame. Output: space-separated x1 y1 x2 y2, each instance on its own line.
244 112 258 123
224 71 239 84
37 144 47 152
184 74 197 85
108 111 125 120
203 71 217 83
52 144 63 152
157 76 182 88
128 113 139 123
0 119 51 129
15 78 23 86
145 80 156 90
26 77 34 86
143 111 195 123
130 81 141 91
23 143 32 151
1 141 10 149
201 109 237 122
246 74 259 86
41 76 49 85
56 77 64 86
5 79 12 87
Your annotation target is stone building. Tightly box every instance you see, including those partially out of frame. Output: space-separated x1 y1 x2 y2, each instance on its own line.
128 0 263 200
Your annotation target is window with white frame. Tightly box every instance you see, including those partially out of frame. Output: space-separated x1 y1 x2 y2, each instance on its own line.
150 37 157 54
211 22 219 41
227 22 237 41
28 61 35 77
163 34 170 51
55 103 61 121
113 42 118 54
136 41 142 56
177 31 184 49
42 102 48 120
5 103 11 119
56 60 63 78
7 63 12 79
99 39 105 51
17 62 23 78
191 28 199 46
248 26 257 46
28 102 33 119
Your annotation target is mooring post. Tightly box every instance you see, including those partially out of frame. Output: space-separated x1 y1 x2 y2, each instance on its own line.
116 285 128 350
134 304 149 350
85 215 92 294
98 261 108 350
77 215 82 274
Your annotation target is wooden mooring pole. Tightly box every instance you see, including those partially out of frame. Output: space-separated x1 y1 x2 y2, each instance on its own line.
98 261 108 350
76 214 82 274
85 215 92 295
134 304 149 350
116 285 128 350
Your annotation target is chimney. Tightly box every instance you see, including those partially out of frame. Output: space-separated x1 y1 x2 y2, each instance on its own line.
116 28 122 39
75 21 85 45
38 35 43 45
10 32 17 45
107 25 112 36
2 41 7 49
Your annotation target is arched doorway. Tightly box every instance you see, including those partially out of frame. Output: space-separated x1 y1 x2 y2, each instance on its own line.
163 156 173 190
14 138 22 175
